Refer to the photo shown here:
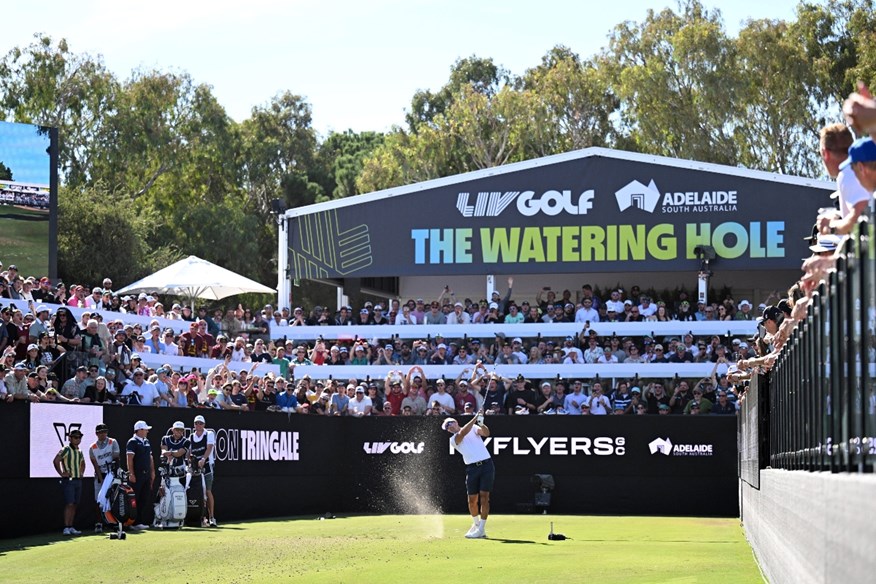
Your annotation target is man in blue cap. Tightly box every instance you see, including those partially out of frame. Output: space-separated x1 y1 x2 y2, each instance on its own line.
842 137 876 194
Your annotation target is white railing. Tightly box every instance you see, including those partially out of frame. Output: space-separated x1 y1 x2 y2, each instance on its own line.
270 321 757 341
286 362 727 382
6 297 753 379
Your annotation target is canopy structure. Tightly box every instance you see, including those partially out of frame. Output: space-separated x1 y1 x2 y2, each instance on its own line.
116 255 275 305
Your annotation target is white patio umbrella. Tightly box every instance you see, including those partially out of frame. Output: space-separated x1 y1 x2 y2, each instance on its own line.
115 255 276 305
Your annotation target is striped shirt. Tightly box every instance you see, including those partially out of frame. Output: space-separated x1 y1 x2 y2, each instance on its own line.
57 445 85 479
89 438 119 476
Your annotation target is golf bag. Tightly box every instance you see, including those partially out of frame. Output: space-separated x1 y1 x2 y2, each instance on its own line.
186 466 208 527
102 468 136 540
153 463 187 529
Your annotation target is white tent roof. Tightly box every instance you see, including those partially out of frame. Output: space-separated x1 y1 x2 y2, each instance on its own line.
116 255 275 301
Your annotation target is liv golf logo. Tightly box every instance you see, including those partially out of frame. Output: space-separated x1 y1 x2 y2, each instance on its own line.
363 441 425 455
649 437 713 457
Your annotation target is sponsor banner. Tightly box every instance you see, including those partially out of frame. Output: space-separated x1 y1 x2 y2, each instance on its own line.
9 402 739 538
288 153 831 277
347 416 736 473
449 435 626 457
29 403 105 478
215 428 300 462
112 411 312 471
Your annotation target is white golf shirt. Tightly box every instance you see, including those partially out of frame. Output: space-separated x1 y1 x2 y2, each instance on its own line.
450 427 490 465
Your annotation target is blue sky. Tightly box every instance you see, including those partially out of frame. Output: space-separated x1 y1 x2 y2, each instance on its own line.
5 0 801 136
0 121 51 185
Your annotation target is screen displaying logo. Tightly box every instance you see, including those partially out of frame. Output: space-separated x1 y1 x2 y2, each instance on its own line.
649 436 713 457
30 403 105 478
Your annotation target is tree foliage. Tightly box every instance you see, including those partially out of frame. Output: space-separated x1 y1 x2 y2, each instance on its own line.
734 19 819 175
57 183 165 286
0 34 118 186
603 1 740 164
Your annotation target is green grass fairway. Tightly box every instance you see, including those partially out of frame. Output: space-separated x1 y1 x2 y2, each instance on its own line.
0 514 762 583
0 204 49 278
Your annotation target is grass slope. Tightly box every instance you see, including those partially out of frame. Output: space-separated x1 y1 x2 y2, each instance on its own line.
0 515 762 584
0 204 49 277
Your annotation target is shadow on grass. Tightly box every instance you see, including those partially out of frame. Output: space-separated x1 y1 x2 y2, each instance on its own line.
0 524 233 557
487 537 550 545
0 529 142 556
0 211 47 222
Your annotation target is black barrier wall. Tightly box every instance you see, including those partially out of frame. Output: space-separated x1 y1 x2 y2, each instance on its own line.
3 402 738 538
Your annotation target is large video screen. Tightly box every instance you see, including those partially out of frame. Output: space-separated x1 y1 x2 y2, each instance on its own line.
30 403 105 478
0 120 57 280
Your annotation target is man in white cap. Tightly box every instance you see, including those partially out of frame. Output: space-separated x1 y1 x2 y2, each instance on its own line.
126 420 155 530
446 301 471 325
84 287 105 310
734 300 754 321
442 412 493 539
160 421 190 473
28 304 52 342
189 414 218 527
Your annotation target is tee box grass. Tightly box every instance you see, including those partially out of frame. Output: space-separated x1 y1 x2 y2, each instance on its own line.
0 514 763 584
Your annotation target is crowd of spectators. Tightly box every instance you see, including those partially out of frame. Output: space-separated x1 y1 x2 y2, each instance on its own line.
268 279 763 326
731 86 876 383
1 265 766 416
5 85 875 419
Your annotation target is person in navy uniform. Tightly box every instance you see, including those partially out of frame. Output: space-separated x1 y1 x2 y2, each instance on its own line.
126 420 155 530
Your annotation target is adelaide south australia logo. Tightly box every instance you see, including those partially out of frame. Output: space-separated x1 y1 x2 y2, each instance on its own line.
615 179 738 214
649 437 713 457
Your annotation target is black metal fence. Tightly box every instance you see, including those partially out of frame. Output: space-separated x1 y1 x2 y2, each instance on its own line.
768 216 876 473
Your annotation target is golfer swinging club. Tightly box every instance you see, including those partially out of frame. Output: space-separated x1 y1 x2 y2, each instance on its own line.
442 410 493 539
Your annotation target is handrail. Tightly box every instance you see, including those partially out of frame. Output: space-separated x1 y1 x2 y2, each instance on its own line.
1 297 756 341
767 215 875 474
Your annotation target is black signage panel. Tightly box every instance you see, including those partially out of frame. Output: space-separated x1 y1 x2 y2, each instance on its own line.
4 403 738 538
289 152 830 278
